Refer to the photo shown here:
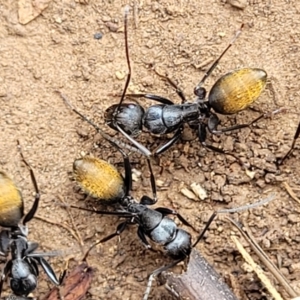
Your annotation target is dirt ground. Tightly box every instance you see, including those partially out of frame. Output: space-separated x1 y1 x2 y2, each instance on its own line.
0 0 300 299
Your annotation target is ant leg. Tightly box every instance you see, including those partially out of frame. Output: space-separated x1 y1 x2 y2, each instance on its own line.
100 222 128 243
109 125 157 202
82 222 129 261
116 123 152 157
17 141 40 225
209 108 284 134
35 257 66 285
154 126 183 156
193 194 276 248
0 230 11 256
66 204 136 218
140 195 156 205
125 93 174 105
277 121 300 165
105 139 133 196
199 121 256 169
0 259 12 296
137 227 154 250
146 158 157 202
153 69 187 103
193 212 217 248
24 242 39 255
155 207 196 231
134 162 158 206
143 258 183 300
198 122 228 154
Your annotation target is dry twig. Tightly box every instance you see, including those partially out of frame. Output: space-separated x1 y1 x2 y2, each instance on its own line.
228 217 298 299
283 182 300 205
34 215 82 247
231 235 284 300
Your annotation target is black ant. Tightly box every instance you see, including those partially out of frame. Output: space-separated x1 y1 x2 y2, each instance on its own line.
103 14 281 158
0 141 65 299
66 136 276 300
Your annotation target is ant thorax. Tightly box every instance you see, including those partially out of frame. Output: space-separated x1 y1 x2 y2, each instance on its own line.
119 195 136 207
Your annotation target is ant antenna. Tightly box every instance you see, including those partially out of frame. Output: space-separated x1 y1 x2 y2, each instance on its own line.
194 24 244 97
115 5 131 114
58 91 150 156
16 140 40 226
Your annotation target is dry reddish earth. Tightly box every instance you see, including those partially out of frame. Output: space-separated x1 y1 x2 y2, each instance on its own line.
0 0 299 299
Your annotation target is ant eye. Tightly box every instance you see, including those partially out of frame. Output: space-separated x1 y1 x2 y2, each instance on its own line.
194 87 206 99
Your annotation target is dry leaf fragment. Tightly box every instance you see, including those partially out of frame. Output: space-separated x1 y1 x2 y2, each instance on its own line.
42 262 94 300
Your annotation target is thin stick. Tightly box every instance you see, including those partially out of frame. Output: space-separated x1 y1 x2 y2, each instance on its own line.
192 194 276 248
34 215 82 247
217 193 276 214
133 0 139 29
228 217 297 298
231 235 284 300
58 195 84 247
283 182 300 205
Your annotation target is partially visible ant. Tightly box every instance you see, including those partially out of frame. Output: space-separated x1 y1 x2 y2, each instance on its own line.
277 120 300 165
104 17 280 158
66 136 276 300
0 141 65 299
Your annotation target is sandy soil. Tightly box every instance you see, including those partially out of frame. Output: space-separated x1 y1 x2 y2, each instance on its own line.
0 0 299 299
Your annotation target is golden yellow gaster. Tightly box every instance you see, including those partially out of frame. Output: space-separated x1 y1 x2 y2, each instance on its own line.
209 68 267 114
73 156 125 202
0 172 24 227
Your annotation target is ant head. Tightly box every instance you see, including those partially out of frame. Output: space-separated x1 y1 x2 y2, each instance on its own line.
194 86 207 100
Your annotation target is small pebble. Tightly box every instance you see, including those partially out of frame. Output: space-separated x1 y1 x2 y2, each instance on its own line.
115 71 126 80
228 0 247 9
245 169 256 179
94 32 103 40
181 187 197 201
106 22 119 32
190 183 208 200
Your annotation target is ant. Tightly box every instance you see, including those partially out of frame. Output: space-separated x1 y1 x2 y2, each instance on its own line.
103 15 281 158
66 136 276 300
0 141 65 299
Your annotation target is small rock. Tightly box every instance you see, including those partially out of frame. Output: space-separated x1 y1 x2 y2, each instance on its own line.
228 0 247 9
54 15 62 24
190 182 208 200
102 16 111 22
156 179 164 187
265 173 276 183
213 175 226 189
94 32 103 40
115 71 126 80
105 22 119 32
211 192 223 202
181 187 197 201
256 179 266 189
245 168 256 179
132 168 141 182
288 214 299 224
